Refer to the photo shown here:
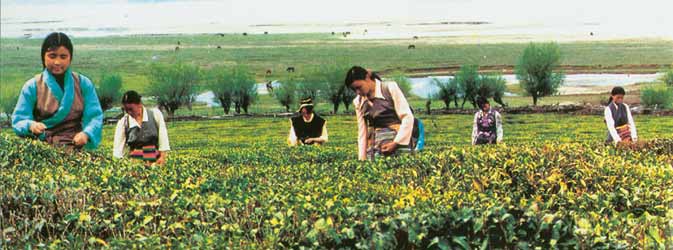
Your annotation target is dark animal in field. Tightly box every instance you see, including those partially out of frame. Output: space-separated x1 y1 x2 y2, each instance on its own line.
217 45 221 49
408 44 416 49
331 32 336 35
286 67 295 73
413 36 419 39
590 32 594 36
264 31 269 35
175 46 180 51
266 69 272 75
243 32 248 36
266 81 274 93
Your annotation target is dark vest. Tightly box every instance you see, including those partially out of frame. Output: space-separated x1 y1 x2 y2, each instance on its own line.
34 72 84 147
609 103 629 127
606 102 630 143
291 114 325 145
125 109 159 150
361 82 402 129
477 111 497 134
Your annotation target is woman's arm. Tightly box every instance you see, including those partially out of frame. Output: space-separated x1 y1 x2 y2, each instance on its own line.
471 112 479 145
386 81 414 146
625 104 638 141
12 79 38 136
79 75 104 149
604 106 621 144
112 117 127 158
355 98 368 160
153 108 171 152
496 112 503 143
310 122 328 144
288 119 299 146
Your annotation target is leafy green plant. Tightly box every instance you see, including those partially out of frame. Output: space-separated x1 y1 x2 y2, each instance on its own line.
641 86 673 109
147 62 200 116
96 73 123 112
515 42 565 106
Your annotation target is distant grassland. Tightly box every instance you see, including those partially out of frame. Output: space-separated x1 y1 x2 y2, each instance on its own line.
2 33 672 91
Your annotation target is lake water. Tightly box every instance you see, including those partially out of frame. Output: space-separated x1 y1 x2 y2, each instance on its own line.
409 73 663 98
194 73 662 106
2 1 672 40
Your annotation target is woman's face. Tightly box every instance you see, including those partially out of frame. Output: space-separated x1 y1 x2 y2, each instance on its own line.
481 103 491 112
351 78 374 99
122 103 143 118
301 107 312 117
612 94 624 104
44 46 71 75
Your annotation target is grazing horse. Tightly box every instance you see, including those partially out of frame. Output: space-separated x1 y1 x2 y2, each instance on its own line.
286 67 295 73
266 81 274 94
243 32 248 36
264 31 269 35
217 45 222 49
408 44 416 49
265 69 272 75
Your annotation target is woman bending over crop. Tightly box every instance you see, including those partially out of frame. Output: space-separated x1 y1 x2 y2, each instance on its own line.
345 66 423 160
113 91 171 165
604 87 637 145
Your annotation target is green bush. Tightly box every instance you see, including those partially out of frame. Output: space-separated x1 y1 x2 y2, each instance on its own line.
432 78 460 109
147 62 200 116
96 73 123 112
1 87 19 124
387 71 413 97
275 75 298 112
641 86 673 109
515 42 565 106
454 65 480 108
661 69 673 87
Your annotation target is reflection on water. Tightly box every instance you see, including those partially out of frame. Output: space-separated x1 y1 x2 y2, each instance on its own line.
409 73 662 98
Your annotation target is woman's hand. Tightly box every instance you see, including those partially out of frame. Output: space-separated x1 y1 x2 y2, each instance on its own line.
73 132 89 146
381 141 398 154
29 122 47 135
155 152 168 166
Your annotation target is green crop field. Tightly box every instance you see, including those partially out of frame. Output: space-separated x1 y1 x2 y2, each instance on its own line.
2 114 673 248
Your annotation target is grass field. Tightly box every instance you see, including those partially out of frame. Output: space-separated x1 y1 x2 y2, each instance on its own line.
1 33 672 96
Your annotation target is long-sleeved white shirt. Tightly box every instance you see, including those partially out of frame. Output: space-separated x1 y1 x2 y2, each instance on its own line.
353 80 414 161
604 102 638 144
287 113 328 146
113 107 170 158
471 109 503 145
